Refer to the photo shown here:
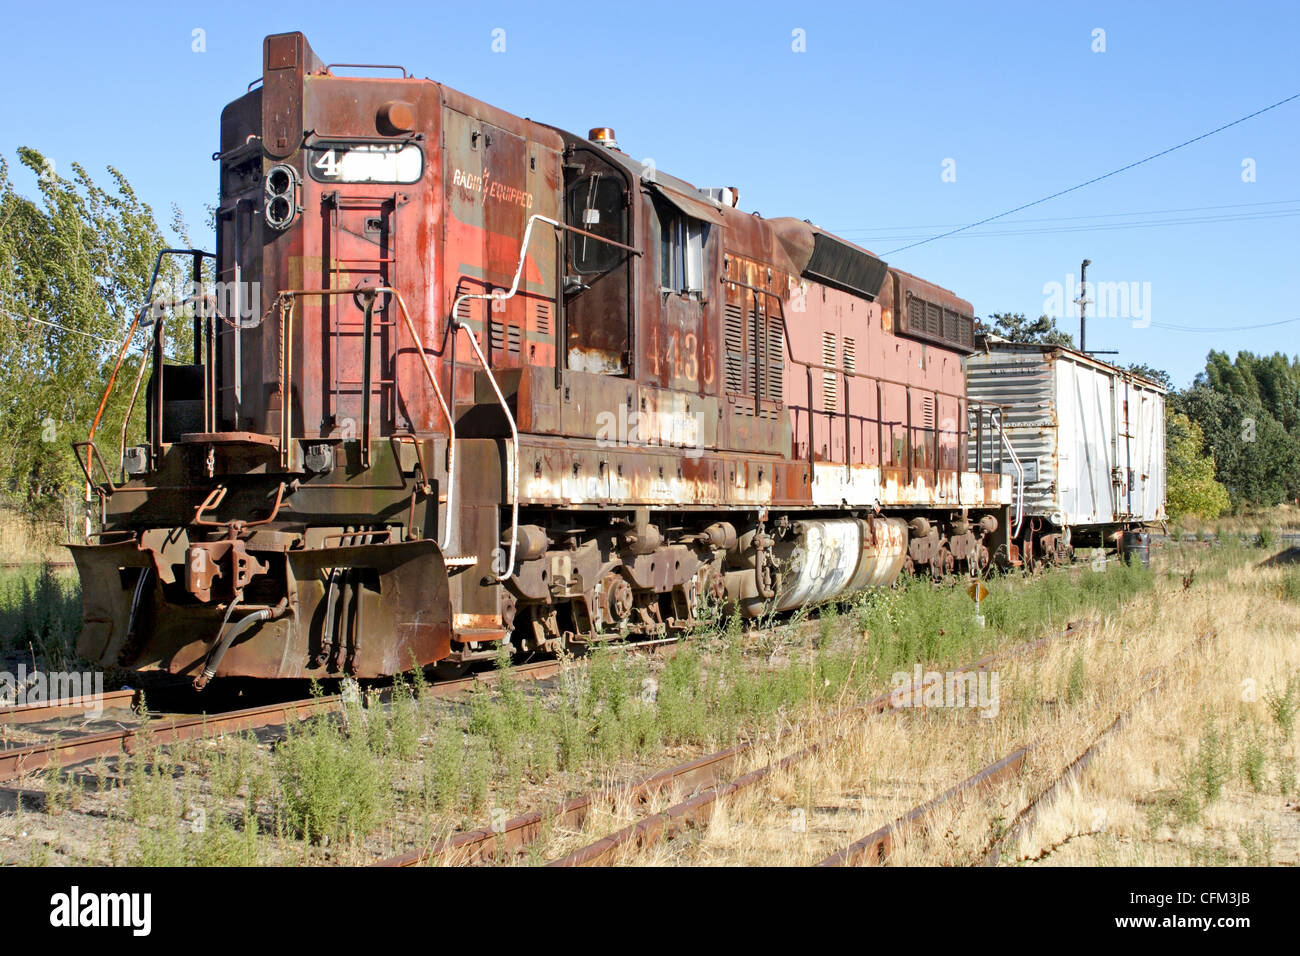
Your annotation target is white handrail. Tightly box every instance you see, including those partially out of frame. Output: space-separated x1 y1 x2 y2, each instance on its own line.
991 407 1024 538
376 287 457 552
448 213 561 579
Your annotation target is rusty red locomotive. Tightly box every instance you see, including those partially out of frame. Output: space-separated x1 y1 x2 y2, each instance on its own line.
71 33 1016 686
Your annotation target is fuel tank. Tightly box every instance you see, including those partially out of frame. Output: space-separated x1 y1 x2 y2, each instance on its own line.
724 516 908 617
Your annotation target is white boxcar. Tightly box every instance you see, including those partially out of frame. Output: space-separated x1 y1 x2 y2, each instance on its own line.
966 341 1165 544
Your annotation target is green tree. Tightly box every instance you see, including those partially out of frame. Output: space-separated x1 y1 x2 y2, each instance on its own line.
0 149 170 514
1203 350 1300 434
984 312 1076 346
1175 360 1300 511
1165 410 1230 519
1126 363 1173 390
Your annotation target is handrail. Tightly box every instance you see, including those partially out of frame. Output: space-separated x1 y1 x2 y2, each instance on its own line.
72 441 117 496
723 276 981 482
721 276 971 407
80 248 213 541
273 286 458 551
192 485 228 525
124 249 216 473
448 215 549 579
117 319 155 477
85 311 142 536
379 287 457 551
990 407 1024 537
450 212 640 580
324 62 410 78
191 482 287 530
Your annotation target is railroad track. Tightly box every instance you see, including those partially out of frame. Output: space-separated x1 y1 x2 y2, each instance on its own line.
471 616 1207 869
374 619 1094 867
976 628 1218 867
0 688 137 726
0 658 570 784
812 628 1218 867
2 556 1149 820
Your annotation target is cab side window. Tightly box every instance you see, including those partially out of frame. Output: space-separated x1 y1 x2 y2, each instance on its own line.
567 173 625 274
657 201 709 294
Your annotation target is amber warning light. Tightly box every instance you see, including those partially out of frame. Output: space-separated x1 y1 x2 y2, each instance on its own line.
588 127 618 147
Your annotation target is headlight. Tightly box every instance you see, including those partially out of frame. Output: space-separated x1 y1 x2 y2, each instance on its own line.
264 163 300 230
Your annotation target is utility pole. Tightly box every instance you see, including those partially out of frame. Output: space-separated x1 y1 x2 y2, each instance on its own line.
1075 258 1091 353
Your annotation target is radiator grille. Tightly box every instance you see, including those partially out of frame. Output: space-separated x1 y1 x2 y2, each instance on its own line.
724 301 745 394
822 331 838 412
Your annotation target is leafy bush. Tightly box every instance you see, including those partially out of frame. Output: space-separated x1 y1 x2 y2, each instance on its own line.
273 709 392 844
0 561 81 665
1165 411 1231 520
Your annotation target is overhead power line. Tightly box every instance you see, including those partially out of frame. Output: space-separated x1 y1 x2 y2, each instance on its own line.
848 207 1300 242
881 91 1300 256
830 197 1300 235
1151 316 1300 333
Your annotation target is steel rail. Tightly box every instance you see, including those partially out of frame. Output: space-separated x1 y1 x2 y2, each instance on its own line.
549 617 1107 868
0 689 138 726
816 745 1030 867
0 659 568 784
978 628 1217 866
541 636 1041 869
820 627 1213 868
0 695 341 783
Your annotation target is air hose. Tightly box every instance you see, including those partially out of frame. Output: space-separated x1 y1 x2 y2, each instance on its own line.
193 598 289 691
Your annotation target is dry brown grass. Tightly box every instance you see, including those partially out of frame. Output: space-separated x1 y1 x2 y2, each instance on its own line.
0 506 68 565
1007 560 1300 867
579 543 1300 866
1173 502 1300 539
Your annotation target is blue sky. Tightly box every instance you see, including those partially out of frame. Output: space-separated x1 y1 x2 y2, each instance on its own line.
1 0 1296 387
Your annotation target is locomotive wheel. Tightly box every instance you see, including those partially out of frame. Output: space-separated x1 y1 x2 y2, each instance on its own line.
932 546 955 580
599 571 634 628
696 566 727 615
